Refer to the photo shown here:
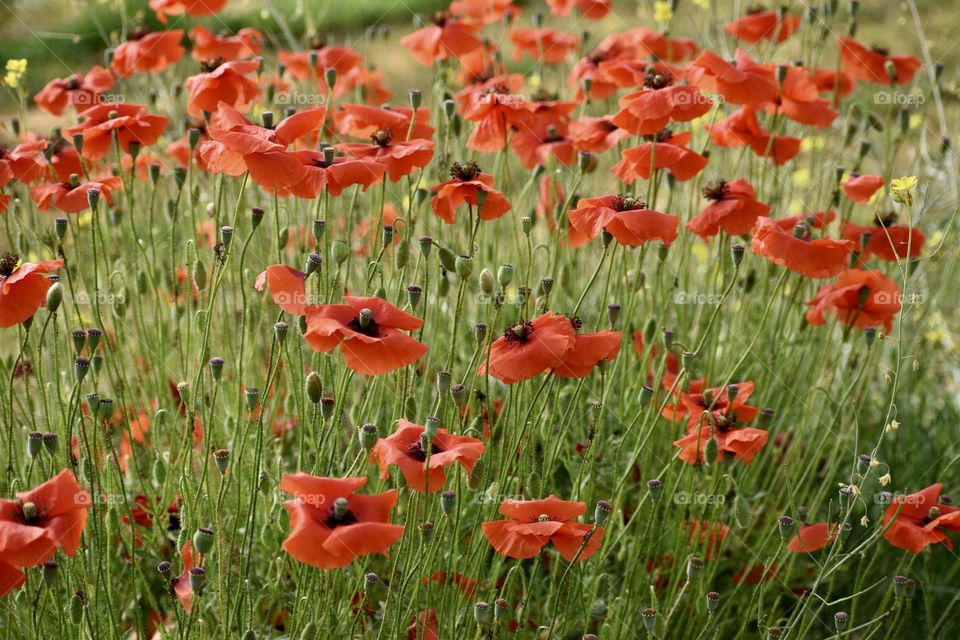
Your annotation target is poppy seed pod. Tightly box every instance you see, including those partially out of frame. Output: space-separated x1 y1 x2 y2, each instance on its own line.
193 528 214 555
595 500 612 525
409 89 422 108
475 322 488 345
312 219 325 242
55 217 68 241
175 381 190 407
382 225 394 247
42 561 59 587
97 398 113 420
157 561 172 576
440 490 456 515
522 216 534 234
250 207 264 228
687 556 703 581
27 432 43 458
320 397 336 420
407 285 422 310
419 521 434 542
474 602 490 625
436 371 452 394
450 384 468 407
641 608 657 632
494 598 509 621
209 357 224 381
539 277 554 296
220 226 234 247
244 387 260 411
893 575 912 598
363 572 380 594
213 449 230 474
189 567 205 594
456 255 473 279
358 424 379 449
443 99 456 120
86 328 102 352
834 611 848 632
274 321 289 343
332 240 350 265
647 479 662 502
706 591 720 612
42 432 58 455
777 515 794 539
731 243 745 266
75 357 91 381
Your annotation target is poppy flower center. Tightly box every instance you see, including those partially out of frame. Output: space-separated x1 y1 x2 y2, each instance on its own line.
19 501 40 524
432 11 450 26
566 315 583 333
503 321 534 344
611 195 647 212
201 58 225 73
875 211 898 227
871 46 890 57
347 310 380 338
370 129 394 147
307 38 327 51
643 69 673 89
450 161 482 182
0 252 20 277
406 438 446 462
66 76 81 90
127 27 150 41
644 128 674 143
703 180 730 201
323 507 358 529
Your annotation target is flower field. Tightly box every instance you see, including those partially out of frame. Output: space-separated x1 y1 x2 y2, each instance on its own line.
1 0 959 638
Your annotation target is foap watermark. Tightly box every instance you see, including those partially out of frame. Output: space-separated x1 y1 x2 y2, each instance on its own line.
673 291 725 305
74 291 126 306
673 491 726 505
874 291 924 305
873 91 925 107
874 491 927 506
274 92 327 107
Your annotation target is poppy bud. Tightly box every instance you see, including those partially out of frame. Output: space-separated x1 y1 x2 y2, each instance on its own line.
759 408 775 427
522 216 534 234
702 436 718 464
329 239 349 266
27 432 43 458
777 515 794 539
706 591 720 612
440 490 456 515
46 282 62 314
474 602 490 625
641 608 657 632
884 60 897 84
456 255 473 279
172 166 187 190
245 387 260 411
638 385 654 406
43 432 58 454
436 245 456 272
478 268 494 297
595 500 612 525
71 132 84 154
193 528 214 555
409 89 422 108
75 357 90 381
381 225 394 247
731 243 744 266
206 450 228 477
443 99 456 120
687 556 703 581
776 65 788 85
647 479 662 502
475 322 488 345
69 591 85 623
192 260 207 291
249 207 265 229
406 285 422 310
582 76 593 96
304 371 323 404
274 321 289 344
358 424 379 450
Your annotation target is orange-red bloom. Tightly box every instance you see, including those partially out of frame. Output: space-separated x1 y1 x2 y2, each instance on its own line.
752 217 854 278
787 522 838 553
169 540 202 610
371 420 485 493
334 103 434 141
546 0 610 20
568 195 679 248
804 269 902 333
509 28 578 64
430 162 512 224
568 116 630 153
710 107 801 166
255 264 309 315
882 483 960 553
0 255 63 328
461 89 533 153
150 0 227 24
185 60 260 118
629 27 698 62
280 474 404 568
674 423 768 465
613 130 709 183
477 312 577 384
282 151 386 199
687 179 771 239
304 297 428 375
200 102 326 188
64 103 168 161
0 140 46 186
34 66 114 116
482 496 603 561
335 130 434 182
687 49 778 105
724 10 801 43
110 30 185 77
30 177 123 213
277 43 363 96
189 26 263 61
839 37 921 85
841 216 925 262
612 72 712 135
842 174 884 203
760 65 837 128
401 13 483 66
552 324 622 378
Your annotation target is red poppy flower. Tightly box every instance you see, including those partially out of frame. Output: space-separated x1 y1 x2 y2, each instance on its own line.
773 211 836 231
167 126 209 171
841 216 925 262
813 68 854 98
335 130 434 182
185 60 260 118
64 103 168 161
277 44 363 81
552 324 622 378
760 66 837 128
342 65 393 105
687 179 771 240
629 27 699 62
189 26 263 61
334 103 435 141
724 10 801 43
510 125 575 170
687 49 779 105
666 381 759 430
43 140 84 183
787 522 839 553
451 0 517 23
0 255 63 328
509 28 578 64
568 45 629 101
281 151 386 199
169 540 202 610
461 89 533 152
568 116 630 153
304 296 428 375
612 72 712 135
30 177 123 213
752 217 855 278
568 195 679 249
709 107 801 166
0 140 46 186
401 13 483 66
0 470 90 560
200 102 326 188
430 162 512 224
34 66 114 116
804 269 902 333
254 264 309 315
110 29 185 77
407 609 440 640
482 496 604 561
842 174 884 203
689 520 728 560
882 484 960 553
613 131 709 183
371 420 485 493
477 312 577 384
280 474 404 568
150 0 226 23
454 74 524 110
546 0 610 20
674 423 768 465
839 37 921 85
